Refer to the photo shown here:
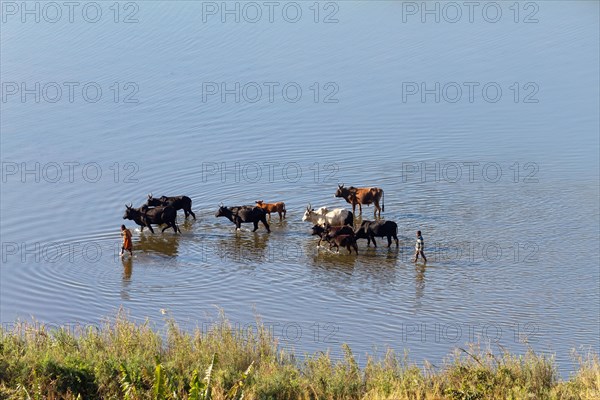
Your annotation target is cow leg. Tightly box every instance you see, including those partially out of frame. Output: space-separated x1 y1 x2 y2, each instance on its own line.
147 225 155 234
353 242 359 254
394 235 399 247
344 244 351 254
163 222 178 233
387 235 392 248
140 226 144 233
370 235 377 248
184 207 196 220
253 221 259 232
262 217 271 233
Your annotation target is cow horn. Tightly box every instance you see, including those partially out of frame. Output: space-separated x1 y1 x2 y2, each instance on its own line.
148 192 153 198
219 202 224 207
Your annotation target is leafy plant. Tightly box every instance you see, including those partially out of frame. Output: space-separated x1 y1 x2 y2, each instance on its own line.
119 363 138 400
189 353 217 400
226 360 254 400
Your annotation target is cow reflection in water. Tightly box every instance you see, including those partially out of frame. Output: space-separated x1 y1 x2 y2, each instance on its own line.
137 232 181 257
304 242 401 293
213 232 270 265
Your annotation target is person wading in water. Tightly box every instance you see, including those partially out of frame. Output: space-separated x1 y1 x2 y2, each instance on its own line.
412 230 427 263
120 225 133 257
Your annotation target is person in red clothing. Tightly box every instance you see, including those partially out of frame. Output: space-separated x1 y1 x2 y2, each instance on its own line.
120 225 133 257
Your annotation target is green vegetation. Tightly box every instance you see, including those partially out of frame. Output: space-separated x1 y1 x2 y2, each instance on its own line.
0 312 598 399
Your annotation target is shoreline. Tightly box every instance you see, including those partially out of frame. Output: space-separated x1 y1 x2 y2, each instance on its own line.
1 313 598 399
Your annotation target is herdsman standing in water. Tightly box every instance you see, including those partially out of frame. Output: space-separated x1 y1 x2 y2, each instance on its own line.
120 225 133 257
413 230 427 263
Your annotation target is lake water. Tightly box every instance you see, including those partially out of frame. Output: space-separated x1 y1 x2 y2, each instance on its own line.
1 1 599 375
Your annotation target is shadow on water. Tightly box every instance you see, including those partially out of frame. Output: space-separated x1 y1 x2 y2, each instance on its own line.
309 247 359 270
136 232 181 257
355 246 403 290
300 239 404 293
178 219 196 232
268 218 289 232
209 231 271 267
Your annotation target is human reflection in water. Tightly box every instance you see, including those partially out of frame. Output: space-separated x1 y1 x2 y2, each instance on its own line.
120 255 133 301
137 232 181 257
415 262 427 305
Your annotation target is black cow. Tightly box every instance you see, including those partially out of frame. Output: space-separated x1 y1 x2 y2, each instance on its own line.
146 194 196 220
327 234 358 255
123 204 180 234
354 220 399 248
215 205 270 233
311 224 354 246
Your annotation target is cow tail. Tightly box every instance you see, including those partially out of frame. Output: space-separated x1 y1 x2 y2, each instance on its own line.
382 190 385 212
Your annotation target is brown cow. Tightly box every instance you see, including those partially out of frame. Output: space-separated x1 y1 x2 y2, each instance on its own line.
255 200 287 221
327 234 359 255
335 184 384 218
310 224 354 246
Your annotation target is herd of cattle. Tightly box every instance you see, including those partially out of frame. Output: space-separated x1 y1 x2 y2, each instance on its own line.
123 185 396 254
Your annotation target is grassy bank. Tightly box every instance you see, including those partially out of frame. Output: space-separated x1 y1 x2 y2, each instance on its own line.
0 313 598 400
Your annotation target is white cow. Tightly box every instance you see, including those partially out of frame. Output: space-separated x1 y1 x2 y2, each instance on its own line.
302 204 354 226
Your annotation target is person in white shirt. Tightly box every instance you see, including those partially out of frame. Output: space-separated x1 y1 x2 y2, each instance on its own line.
412 230 427 263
